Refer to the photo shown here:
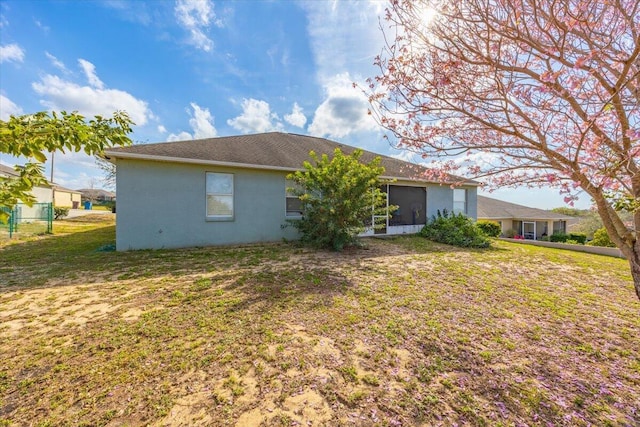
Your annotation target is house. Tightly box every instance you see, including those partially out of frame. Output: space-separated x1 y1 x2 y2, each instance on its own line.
104 132 479 251
1 164 53 205
77 188 116 203
51 184 83 209
0 164 53 221
477 195 574 240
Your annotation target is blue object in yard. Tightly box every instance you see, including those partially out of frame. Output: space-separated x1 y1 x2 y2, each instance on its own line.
84 201 92 210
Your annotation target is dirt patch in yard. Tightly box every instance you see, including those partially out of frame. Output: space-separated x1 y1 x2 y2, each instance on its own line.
1 220 639 426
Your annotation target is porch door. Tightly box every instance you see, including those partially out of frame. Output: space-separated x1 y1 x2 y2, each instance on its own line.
373 184 388 234
522 221 536 240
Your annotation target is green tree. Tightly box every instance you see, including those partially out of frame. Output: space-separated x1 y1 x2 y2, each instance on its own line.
551 207 588 217
287 148 393 251
476 220 501 238
0 110 133 220
587 228 615 248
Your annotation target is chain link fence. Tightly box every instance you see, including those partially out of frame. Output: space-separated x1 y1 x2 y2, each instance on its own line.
0 203 53 239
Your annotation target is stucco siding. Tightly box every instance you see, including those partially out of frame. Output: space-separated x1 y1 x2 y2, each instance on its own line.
54 190 82 208
116 159 477 250
116 159 300 250
466 187 478 219
32 186 53 204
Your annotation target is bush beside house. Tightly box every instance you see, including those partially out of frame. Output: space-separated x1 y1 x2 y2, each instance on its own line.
287 148 393 251
420 210 490 248
550 232 587 244
587 227 615 247
476 220 501 237
54 207 69 220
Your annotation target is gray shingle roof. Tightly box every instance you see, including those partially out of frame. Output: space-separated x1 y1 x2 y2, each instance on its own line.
104 132 479 185
1 164 80 192
51 183 82 194
477 195 574 220
0 164 19 178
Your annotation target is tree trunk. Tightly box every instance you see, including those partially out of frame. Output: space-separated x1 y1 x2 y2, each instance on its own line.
630 243 640 301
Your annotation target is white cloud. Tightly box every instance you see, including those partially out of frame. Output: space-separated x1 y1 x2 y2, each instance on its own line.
227 98 283 134
390 150 422 163
166 102 217 141
0 94 23 120
102 1 152 25
174 0 221 52
301 1 385 82
78 59 105 89
34 19 50 34
284 102 307 128
45 52 67 72
0 43 25 63
32 73 152 126
308 73 378 139
157 125 167 133
167 131 193 142
188 102 217 138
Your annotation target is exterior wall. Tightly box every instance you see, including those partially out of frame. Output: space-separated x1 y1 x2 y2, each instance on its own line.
479 218 568 239
477 218 513 236
501 238 624 258
54 190 82 208
9 186 52 222
33 186 53 204
465 186 478 219
116 159 301 250
116 160 480 250
498 219 513 236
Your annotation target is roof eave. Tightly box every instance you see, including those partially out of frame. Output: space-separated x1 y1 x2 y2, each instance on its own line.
104 151 481 186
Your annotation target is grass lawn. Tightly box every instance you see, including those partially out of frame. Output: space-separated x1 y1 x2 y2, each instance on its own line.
0 215 638 426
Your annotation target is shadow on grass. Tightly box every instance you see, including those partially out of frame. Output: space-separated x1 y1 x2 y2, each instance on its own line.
0 223 504 294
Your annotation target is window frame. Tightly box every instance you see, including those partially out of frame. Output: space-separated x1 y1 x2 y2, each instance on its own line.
453 188 467 215
205 172 234 220
285 178 304 218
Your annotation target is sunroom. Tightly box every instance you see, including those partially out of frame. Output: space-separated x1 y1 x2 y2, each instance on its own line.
362 184 429 236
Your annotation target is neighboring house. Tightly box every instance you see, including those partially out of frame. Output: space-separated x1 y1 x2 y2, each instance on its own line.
51 184 82 209
0 164 53 220
477 195 574 239
78 188 116 202
105 132 479 251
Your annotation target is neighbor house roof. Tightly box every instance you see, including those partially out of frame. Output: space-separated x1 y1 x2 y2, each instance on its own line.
77 188 116 198
2 164 82 193
477 196 574 221
0 164 20 178
104 132 479 186
51 183 82 195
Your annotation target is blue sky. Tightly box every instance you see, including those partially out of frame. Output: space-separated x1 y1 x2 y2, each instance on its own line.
0 0 590 209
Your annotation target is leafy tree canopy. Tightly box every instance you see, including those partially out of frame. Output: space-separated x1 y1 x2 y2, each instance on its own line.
367 0 640 299
0 110 133 219
287 148 393 251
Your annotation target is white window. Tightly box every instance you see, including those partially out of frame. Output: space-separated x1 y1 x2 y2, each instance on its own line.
285 179 304 217
206 173 233 219
453 188 466 215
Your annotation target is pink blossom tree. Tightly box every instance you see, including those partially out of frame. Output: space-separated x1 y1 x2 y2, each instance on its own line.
367 0 640 299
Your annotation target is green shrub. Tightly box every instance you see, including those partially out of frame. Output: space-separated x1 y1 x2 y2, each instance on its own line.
550 232 568 243
476 220 501 237
54 207 69 220
286 148 393 251
568 232 587 244
504 229 518 238
587 227 615 247
420 210 490 248
565 239 580 245
539 235 550 241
